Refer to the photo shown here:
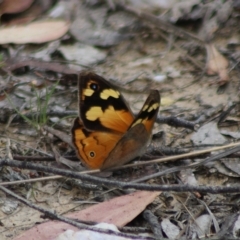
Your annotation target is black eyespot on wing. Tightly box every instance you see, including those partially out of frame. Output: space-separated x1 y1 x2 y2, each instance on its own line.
90 83 98 91
89 151 95 158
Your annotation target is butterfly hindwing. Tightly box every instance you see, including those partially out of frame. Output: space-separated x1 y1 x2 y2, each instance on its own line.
101 124 149 169
72 118 123 169
101 90 160 169
130 90 160 134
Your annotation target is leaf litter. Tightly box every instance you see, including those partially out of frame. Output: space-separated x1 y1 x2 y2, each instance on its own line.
0 0 240 239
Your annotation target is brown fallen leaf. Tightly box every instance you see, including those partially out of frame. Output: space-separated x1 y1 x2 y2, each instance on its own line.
69 190 160 227
205 43 229 85
0 0 33 15
2 0 54 26
0 20 70 44
14 191 160 240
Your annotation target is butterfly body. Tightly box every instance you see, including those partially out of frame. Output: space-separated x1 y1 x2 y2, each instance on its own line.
72 71 160 170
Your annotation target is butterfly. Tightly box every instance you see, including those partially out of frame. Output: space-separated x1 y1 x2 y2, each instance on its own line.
71 71 160 170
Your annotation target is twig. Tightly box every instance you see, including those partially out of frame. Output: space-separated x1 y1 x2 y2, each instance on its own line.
156 116 197 130
2 153 240 193
130 143 240 183
143 210 163 238
115 141 240 170
2 142 240 186
0 168 99 186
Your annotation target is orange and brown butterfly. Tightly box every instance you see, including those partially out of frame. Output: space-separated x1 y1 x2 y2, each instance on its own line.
71 71 160 170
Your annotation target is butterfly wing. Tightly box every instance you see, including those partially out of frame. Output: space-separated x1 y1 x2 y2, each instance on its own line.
101 90 160 170
79 71 135 133
72 118 123 169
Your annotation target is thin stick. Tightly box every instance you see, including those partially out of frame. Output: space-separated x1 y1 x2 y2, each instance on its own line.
1 141 240 186
0 169 100 186
114 141 240 170
1 148 240 193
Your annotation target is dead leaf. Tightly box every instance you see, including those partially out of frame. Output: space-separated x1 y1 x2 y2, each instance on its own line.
0 20 70 44
179 169 198 186
221 159 240 177
69 191 160 227
191 121 227 145
190 214 211 238
233 215 240 238
14 191 160 240
220 130 240 139
0 0 33 15
205 43 229 85
70 6 126 47
58 44 107 66
209 161 235 177
161 218 180 239
217 1 233 24
2 0 54 25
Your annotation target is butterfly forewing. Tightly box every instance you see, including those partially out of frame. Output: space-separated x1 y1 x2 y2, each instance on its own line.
79 72 134 133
